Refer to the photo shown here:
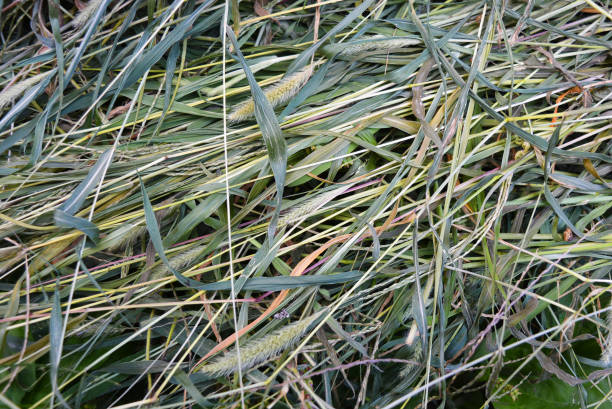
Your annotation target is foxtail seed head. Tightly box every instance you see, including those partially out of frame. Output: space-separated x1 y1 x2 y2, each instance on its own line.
400 337 423 378
0 72 51 111
228 65 313 123
200 310 323 376
150 244 206 280
106 223 147 251
278 184 351 228
71 0 106 29
322 36 421 58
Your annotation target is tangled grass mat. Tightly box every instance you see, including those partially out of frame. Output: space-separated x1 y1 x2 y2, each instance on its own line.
1 0 612 407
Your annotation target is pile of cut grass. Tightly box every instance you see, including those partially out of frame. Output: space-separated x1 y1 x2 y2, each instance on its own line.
1 0 611 408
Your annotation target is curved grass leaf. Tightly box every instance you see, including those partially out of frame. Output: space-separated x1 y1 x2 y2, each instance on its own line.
58 149 114 215
122 0 216 88
226 26 286 238
0 278 22 356
505 8 612 49
199 270 363 292
172 370 213 407
54 210 100 242
469 89 612 164
543 125 584 239
139 175 212 290
49 282 70 409
63 0 112 86
0 71 55 132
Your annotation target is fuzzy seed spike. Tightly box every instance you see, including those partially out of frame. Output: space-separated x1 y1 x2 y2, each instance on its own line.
322 36 421 58
278 184 352 228
106 224 147 251
0 72 52 111
200 310 323 376
228 65 313 123
71 0 106 29
150 244 206 280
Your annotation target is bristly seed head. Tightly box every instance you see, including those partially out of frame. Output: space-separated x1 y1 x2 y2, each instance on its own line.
0 72 52 111
150 244 206 280
278 184 351 228
400 337 423 378
71 0 107 29
227 65 313 123
200 310 323 376
322 35 421 58
106 223 147 251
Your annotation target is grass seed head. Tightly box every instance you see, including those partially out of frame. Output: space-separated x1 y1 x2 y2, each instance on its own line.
322 36 421 57
106 223 147 251
400 336 423 378
0 72 51 111
71 0 107 29
150 244 206 280
228 65 313 123
278 184 351 228
200 310 322 376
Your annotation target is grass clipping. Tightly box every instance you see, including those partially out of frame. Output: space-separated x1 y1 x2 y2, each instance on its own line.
2 0 612 407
